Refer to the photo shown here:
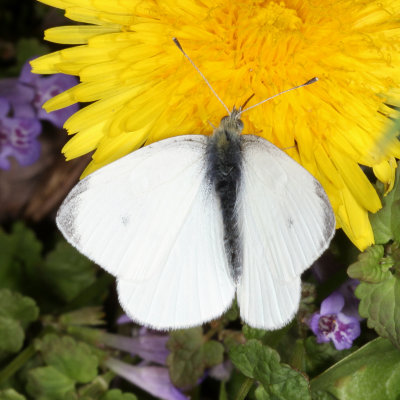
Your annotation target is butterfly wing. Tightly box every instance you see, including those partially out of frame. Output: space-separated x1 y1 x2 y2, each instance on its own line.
237 135 335 329
57 136 235 329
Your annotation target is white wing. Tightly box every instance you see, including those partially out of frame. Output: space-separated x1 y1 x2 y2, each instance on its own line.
237 135 335 329
57 136 235 329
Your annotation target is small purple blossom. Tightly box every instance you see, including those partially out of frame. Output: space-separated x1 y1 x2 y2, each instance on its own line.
338 279 362 321
309 291 361 350
0 97 41 169
106 358 188 400
0 59 78 169
101 329 169 365
19 61 78 128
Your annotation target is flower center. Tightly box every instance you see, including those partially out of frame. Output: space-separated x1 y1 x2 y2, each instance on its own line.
318 314 337 335
257 1 303 32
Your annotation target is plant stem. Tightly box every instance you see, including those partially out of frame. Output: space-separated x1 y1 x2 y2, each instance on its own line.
0 344 36 384
235 377 254 400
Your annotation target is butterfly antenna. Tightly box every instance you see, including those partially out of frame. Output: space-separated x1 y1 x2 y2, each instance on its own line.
240 93 255 110
173 38 231 115
240 77 318 115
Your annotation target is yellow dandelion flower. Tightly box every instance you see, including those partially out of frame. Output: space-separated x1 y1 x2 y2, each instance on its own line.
32 0 400 251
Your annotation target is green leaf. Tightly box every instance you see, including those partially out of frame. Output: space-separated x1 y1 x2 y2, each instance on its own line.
370 162 400 244
242 326 268 341
356 274 400 348
59 307 105 326
347 245 390 283
100 390 137 400
254 386 270 400
35 334 99 383
0 289 39 325
0 316 24 355
42 242 96 303
230 340 311 400
0 290 38 356
230 340 268 378
347 241 400 348
203 341 224 366
311 391 338 400
311 338 400 400
0 389 26 400
26 366 76 400
0 223 42 292
167 327 223 387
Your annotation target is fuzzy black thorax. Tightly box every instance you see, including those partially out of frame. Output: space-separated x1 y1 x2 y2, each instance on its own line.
206 109 244 283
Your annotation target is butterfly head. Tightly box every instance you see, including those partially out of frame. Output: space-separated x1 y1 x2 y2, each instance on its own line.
219 108 244 135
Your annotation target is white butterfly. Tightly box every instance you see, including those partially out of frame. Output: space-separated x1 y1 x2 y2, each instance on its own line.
57 104 335 330
57 39 335 330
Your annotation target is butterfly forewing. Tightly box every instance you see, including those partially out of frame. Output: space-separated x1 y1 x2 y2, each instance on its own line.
57 136 235 329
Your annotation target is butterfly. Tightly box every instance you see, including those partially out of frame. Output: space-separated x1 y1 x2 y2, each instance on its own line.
57 108 335 330
56 39 335 330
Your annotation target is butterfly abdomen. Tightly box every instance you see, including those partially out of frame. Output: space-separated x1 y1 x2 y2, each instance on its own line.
206 113 244 284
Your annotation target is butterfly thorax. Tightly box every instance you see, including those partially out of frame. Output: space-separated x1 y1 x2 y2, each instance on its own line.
206 110 244 284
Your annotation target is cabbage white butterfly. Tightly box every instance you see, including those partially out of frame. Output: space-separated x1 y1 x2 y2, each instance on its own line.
57 39 335 330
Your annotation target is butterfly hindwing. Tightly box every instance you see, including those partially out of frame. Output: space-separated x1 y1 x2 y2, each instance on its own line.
57 136 235 329
236 135 335 328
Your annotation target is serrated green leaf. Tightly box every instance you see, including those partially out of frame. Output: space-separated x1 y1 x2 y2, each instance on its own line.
0 289 38 358
255 354 310 400
43 242 96 303
100 389 137 400
230 340 269 378
35 335 99 383
167 327 223 387
370 162 400 244
230 340 311 400
0 223 42 291
0 316 24 355
311 338 400 400
347 245 390 283
0 388 26 400
0 289 39 325
26 366 75 400
242 326 267 341
355 275 400 348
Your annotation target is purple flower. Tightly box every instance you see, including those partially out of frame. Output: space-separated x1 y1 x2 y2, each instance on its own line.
338 279 362 321
19 61 78 128
0 59 78 169
105 358 188 400
309 291 361 350
0 97 41 169
117 314 133 325
101 329 169 365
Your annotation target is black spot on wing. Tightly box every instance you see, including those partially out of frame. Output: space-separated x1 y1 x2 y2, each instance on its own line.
121 214 130 226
